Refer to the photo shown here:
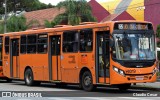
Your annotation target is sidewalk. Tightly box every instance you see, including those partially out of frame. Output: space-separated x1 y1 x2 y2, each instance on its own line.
131 82 160 90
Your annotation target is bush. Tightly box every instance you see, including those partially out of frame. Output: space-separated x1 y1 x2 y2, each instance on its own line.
157 24 160 60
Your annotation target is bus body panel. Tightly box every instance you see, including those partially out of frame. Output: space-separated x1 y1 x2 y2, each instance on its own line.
20 54 49 81
0 35 4 78
110 59 157 84
0 66 3 76
61 53 79 83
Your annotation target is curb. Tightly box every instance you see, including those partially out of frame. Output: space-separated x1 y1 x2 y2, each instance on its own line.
157 79 160 82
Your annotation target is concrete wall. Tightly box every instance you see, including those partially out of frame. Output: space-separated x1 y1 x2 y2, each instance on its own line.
89 0 110 22
113 11 135 21
144 0 160 30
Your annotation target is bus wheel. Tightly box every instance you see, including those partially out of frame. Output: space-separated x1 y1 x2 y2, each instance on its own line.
118 83 131 91
81 71 94 91
24 68 34 86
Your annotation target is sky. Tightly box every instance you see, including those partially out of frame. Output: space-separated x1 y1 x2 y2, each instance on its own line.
39 0 110 5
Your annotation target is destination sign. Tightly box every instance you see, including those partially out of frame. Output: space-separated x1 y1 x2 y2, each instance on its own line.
114 23 153 30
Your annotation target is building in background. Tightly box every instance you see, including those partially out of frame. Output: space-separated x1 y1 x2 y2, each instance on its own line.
14 0 160 30
24 8 65 28
89 0 160 30
144 0 160 30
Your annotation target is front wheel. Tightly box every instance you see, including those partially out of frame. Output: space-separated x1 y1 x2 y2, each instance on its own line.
81 71 95 91
24 68 34 86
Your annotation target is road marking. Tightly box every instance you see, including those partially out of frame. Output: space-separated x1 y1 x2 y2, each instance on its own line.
118 97 153 100
48 97 72 100
129 89 148 92
80 97 111 100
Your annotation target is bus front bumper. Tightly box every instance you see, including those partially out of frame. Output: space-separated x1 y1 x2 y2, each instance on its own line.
110 71 157 85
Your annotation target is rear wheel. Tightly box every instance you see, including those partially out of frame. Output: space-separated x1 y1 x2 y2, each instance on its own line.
24 68 34 86
81 71 95 91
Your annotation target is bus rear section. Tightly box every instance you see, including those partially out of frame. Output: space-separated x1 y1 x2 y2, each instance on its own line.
0 35 3 77
0 35 11 82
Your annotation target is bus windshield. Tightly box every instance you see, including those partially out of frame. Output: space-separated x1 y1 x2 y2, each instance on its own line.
113 33 155 60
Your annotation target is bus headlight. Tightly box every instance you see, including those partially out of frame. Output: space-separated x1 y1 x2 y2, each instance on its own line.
119 70 125 76
113 67 118 72
113 66 125 76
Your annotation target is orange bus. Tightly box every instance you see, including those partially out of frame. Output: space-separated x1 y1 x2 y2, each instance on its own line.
0 34 11 82
2 20 157 91
0 34 3 77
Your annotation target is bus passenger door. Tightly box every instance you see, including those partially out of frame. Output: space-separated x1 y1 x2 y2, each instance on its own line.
49 36 61 81
11 39 19 78
96 31 110 84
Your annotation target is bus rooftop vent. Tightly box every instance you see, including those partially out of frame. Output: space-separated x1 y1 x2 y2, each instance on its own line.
27 27 45 30
79 22 97 25
54 25 72 28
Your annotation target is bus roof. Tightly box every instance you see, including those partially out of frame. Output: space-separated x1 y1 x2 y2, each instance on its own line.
3 20 153 36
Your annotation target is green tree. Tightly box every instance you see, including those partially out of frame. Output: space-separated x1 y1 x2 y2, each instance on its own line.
44 20 57 28
0 21 4 33
0 0 54 14
6 15 27 32
157 25 160 38
157 24 160 59
53 0 96 26
0 15 40 33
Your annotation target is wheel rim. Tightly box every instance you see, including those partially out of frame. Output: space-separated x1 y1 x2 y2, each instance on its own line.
26 73 32 83
84 76 91 86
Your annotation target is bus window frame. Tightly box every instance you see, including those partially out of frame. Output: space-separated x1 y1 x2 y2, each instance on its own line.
20 35 27 54
27 34 37 54
79 28 93 53
63 30 79 53
5 36 9 54
37 34 48 54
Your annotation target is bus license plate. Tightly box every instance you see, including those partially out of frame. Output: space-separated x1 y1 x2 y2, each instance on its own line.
136 76 144 80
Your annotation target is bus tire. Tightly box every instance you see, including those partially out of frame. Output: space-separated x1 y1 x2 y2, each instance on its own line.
24 68 34 86
118 83 131 91
81 71 94 91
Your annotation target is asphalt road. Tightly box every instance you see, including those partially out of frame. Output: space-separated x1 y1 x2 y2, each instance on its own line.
0 80 159 100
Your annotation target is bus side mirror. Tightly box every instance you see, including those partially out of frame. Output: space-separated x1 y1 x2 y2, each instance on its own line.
109 39 114 47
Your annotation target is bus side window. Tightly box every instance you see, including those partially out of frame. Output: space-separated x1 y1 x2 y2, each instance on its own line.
27 35 37 53
37 34 48 53
5 37 9 54
20 35 27 54
63 31 78 53
0 37 2 61
80 29 93 52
